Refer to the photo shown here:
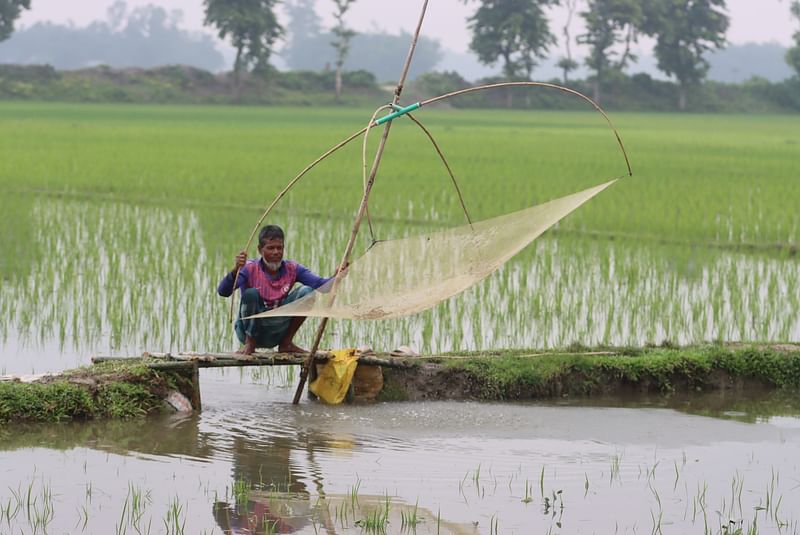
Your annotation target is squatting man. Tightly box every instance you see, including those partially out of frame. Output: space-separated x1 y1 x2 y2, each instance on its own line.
217 225 345 355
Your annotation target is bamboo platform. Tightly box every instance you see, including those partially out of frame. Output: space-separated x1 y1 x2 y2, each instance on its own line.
91 351 419 370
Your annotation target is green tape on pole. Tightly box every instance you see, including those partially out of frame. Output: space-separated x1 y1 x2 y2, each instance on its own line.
375 102 421 125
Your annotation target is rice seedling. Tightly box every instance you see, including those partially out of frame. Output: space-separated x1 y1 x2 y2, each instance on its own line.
649 482 663 535
489 513 499 535
540 465 545 498
262 515 277 535
521 480 534 504
400 499 421 530
75 503 90 531
471 463 481 487
232 477 251 509
162 496 186 535
610 452 623 484
674 460 681 490
355 493 391 533
348 477 362 512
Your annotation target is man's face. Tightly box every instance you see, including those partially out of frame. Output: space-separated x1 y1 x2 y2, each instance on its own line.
258 238 284 268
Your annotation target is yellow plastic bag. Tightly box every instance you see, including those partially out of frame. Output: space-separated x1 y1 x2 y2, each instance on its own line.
309 348 359 404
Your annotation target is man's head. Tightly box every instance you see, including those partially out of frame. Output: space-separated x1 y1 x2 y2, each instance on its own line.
257 225 285 272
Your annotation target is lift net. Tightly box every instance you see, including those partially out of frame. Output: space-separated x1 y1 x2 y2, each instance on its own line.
248 180 616 321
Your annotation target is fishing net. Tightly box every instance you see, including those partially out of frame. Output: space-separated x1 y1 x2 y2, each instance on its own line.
248 180 616 321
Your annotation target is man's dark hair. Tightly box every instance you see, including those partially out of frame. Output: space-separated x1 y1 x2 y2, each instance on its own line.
258 225 284 244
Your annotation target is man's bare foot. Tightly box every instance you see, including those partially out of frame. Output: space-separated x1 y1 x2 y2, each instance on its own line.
277 342 308 354
237 337 257 356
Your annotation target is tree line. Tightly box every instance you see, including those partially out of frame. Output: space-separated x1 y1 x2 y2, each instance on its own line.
2 0 800 110
207 0 800 110
200 0 800 110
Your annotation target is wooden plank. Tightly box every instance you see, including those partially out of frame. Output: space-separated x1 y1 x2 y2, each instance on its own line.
92 351 420 370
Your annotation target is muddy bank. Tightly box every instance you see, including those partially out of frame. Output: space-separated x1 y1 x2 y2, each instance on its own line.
0 360 199 423
1 344 798 422
378 344 800 401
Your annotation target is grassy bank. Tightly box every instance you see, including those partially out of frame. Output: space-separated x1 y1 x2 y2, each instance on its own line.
0 361 195 423
2 345 799 422
380 344 800 401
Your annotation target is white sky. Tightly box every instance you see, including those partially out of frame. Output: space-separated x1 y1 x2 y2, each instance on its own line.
17 0 797 54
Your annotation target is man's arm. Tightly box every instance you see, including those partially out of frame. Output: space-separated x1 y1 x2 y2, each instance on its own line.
296 262 348 290
218 251 248 297
295 263 331 290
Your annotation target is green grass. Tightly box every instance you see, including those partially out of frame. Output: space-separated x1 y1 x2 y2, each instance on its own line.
0 382 96 423
0 360 177 423
1 102 797 245
440 345 800 400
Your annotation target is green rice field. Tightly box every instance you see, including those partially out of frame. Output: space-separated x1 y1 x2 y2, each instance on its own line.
1 101 799 534
1 101 797 366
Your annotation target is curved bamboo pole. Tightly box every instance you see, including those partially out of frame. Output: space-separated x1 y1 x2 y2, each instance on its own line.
420 81 633 177
360 104 395 243
406 112 473 227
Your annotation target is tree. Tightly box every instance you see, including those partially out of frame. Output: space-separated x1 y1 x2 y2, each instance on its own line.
556 0 580 84
465 0 558 105
577 0 641 102
203 0 283 90
0 0 30 42
787 0 800 77
331 0 356 101
283 30 440 82
283 0 322 69
641 0 729 110
0 2 224 71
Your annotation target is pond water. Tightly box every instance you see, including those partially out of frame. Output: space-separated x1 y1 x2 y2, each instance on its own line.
1 191 799 534
2 375 799 534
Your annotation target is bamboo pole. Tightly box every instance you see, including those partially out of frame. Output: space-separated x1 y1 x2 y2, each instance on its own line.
292 0 431 405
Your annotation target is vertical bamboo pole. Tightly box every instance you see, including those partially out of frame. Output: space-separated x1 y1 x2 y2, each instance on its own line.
292 0 430 405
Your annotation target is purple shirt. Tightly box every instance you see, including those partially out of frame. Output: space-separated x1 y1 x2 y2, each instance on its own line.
217 258 330 299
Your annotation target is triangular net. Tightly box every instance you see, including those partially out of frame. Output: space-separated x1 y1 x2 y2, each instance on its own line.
249 180 615 321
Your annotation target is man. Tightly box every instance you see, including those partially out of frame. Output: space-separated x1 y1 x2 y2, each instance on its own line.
218 225 338 355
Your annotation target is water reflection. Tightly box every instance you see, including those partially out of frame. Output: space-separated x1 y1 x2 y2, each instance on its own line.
213 492 312 534
1 377 799 533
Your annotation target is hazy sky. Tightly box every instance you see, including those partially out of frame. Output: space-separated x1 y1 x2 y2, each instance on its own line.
18 0 797 55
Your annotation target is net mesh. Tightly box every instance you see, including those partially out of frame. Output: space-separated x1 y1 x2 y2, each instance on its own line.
249 180 616 321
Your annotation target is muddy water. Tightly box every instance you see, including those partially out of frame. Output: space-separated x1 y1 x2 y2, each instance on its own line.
2 371 799 534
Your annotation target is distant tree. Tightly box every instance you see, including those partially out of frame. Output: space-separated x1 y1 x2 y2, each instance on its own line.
0 2 224 71
330 0 357 101
283 31 441 82
464 0 558 106
577 0 642 102
283 0 322 68
641 0 729 110
556 0 580 84
787 0 800 77
0 0 30 42
203 0 283 89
